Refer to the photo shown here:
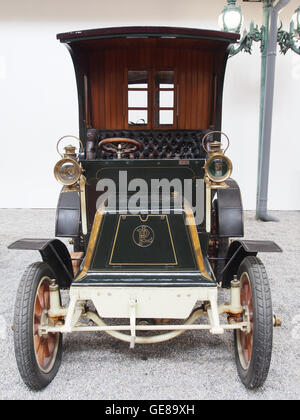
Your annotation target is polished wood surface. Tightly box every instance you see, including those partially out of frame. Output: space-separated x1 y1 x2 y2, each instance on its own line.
60 29 235 140
82 38 217 130
57 26 239 43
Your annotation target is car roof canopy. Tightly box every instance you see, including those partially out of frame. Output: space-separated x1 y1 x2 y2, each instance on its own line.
57 26 239 145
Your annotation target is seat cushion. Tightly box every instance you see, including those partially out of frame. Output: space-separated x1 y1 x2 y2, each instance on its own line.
86 129 210 160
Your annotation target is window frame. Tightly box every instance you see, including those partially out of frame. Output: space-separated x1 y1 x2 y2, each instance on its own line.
125 68 177 129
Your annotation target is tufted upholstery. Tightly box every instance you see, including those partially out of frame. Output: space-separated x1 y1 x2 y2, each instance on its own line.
86 129 211 160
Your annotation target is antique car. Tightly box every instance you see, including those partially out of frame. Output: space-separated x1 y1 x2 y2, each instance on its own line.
10 26 282 391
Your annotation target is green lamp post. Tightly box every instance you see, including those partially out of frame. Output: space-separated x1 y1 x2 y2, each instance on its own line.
219 0 300 221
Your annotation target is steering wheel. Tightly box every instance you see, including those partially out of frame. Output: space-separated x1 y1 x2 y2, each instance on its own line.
98 138 142 159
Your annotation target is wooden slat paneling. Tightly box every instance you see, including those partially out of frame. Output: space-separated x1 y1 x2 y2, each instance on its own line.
87 38 215 130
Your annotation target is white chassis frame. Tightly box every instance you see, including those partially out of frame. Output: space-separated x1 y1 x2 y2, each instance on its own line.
42 281 249 349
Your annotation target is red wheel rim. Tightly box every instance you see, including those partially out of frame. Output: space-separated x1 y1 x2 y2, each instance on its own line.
33 277 59 373
237 272 254 370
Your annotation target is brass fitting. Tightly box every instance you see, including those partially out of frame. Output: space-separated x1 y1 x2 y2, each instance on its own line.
208 140 222 154
64 145 78 160
273 315 282 327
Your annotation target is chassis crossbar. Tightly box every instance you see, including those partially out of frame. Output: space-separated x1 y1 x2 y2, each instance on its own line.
42 283 248 348
46 323 247 332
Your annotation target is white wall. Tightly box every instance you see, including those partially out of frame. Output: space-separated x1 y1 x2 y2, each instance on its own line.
0 0 299 209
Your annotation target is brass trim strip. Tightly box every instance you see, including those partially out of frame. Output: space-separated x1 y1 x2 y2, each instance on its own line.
184 200 212 281
76 204 211 281
206 182 211 233
75 205 105 281
80 175 88 235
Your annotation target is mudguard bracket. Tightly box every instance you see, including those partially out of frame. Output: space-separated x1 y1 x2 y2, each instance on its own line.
8 238 74 289
221 239 282 288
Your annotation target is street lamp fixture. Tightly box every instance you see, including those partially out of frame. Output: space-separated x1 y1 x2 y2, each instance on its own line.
219 0 300 55
218 0 244 33
218 0 300 222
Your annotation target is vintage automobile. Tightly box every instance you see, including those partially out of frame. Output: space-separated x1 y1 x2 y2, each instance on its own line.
10 26 282 391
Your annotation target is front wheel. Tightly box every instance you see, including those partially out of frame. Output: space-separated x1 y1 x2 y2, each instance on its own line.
234 256 273 389
13 262 62 390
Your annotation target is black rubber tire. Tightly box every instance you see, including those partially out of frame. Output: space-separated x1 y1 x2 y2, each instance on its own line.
234 256 273 389
13 262 62 390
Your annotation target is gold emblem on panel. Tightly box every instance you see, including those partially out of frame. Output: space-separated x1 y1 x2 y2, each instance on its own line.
133 225 155 248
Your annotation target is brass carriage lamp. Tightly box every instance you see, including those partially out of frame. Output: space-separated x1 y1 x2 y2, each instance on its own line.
202 131 233 188
292 6 300 38
218 0 244 33
56 135 83 160
54 136 83 187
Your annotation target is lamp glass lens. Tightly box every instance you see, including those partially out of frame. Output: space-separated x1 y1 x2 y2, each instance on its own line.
292 11 300 31
59 161 77 183
292 12 297 27
218 13 225 31
224 10 242 32
208 157 229 180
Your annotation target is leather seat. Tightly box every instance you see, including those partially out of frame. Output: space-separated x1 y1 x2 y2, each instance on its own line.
86 129 210 160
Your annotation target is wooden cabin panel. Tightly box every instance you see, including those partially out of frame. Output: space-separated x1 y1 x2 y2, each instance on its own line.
106 49 119 129
177 49 213 129
88 51 105 128
86 39 216 130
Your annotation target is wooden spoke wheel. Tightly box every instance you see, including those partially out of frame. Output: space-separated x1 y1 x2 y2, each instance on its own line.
14 262 62 390
236 272 253 370
234 256 273 389
33 277 59 373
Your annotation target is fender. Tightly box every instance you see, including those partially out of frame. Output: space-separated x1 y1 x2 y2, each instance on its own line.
55 187 81 238
8 239 74 289
215 178 244 238
222 239 282 288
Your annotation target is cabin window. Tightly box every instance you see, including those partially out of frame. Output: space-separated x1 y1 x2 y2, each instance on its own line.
154 71 175 126
128 71 149 126
127 69 176 128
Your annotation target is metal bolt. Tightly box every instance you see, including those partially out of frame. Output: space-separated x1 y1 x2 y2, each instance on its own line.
273 315 282 327
231 275 240 288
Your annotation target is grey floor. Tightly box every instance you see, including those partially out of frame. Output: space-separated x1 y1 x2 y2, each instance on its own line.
0 209 299 400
